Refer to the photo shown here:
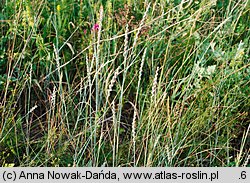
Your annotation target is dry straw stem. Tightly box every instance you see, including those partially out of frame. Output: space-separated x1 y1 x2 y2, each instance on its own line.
86 55 92 87
112 100 117 165
131 101 138 166
146 134 161 166
237 124 250 167
151 66 160 102
28 105 38 114
130 48 147 166
243 154 250 167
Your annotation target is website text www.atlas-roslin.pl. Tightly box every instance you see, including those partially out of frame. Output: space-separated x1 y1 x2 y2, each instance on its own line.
122 170 218 181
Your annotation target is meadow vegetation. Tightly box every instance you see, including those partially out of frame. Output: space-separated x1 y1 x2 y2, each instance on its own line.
0 0 249 166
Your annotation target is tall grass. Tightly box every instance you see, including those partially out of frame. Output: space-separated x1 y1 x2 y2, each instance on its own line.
0 0 249 167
